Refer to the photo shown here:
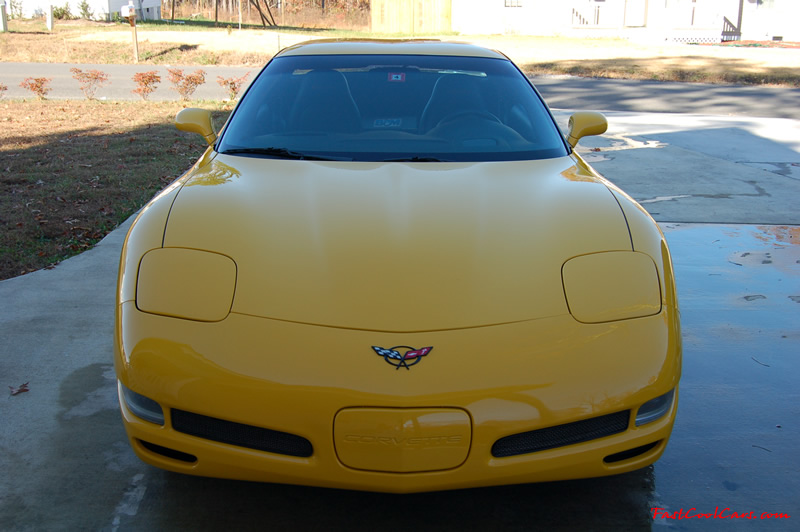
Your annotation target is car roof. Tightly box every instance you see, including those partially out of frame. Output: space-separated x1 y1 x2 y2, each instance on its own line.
277 39 509 60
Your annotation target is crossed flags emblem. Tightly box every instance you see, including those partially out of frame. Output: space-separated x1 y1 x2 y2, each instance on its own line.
371 345 433 370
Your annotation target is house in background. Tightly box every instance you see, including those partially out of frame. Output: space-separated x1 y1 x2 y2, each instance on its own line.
18 0 161 21
114 0 162 21
370 0 452 34
372 0 800 42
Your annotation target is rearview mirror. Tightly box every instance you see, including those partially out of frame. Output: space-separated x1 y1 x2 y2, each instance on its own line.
176 108 216 145
566 112 608 148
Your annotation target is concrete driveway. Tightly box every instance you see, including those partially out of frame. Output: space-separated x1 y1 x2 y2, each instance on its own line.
1 105 798 529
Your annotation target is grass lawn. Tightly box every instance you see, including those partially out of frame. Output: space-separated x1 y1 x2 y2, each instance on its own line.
0 100 231 280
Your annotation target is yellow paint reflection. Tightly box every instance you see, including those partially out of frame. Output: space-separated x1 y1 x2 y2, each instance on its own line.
185 161 241 187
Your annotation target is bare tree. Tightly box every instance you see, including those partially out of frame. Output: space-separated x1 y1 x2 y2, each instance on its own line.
249 0 276 26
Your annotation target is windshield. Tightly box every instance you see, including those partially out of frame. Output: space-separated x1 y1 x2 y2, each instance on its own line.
216 54 569 162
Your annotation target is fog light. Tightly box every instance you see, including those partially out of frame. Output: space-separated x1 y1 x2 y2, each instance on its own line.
635 389 675 427
119 381 165 425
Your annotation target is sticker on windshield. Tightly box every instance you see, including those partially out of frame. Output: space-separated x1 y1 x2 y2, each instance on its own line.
374 118 403 128
388 73 406 82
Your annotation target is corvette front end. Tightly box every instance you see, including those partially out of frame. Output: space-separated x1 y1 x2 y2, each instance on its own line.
117 300 678 492
115 157 680 493
114 40 680 492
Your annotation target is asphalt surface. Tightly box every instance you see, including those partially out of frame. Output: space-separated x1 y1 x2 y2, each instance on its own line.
1 73 799 530
537 75 800 121
1 62 256 103
2 61 800 119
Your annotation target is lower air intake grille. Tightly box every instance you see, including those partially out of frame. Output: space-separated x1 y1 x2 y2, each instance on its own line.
492 410 630 457
171 409 313 458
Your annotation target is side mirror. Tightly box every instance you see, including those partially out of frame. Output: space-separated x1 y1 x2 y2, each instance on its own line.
566 111 608 148
176 108 216 145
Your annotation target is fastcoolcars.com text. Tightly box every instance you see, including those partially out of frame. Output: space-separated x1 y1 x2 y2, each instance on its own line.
651 507 790 520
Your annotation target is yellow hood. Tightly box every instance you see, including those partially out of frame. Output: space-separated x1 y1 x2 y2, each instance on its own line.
163 155 631 331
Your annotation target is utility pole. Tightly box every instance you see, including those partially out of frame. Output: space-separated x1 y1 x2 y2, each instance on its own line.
736 0 744 34
1 3 8 33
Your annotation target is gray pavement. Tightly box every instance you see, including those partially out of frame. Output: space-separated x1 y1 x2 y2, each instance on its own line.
1 95 799 527
0 62 259 102
537 75 800 121
555 111 800 224
2 62 800 119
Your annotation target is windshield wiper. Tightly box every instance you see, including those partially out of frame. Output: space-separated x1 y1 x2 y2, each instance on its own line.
220 147 340 161
382 156 450 162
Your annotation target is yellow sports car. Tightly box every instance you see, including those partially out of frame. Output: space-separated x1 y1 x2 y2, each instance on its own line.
115 40 680 493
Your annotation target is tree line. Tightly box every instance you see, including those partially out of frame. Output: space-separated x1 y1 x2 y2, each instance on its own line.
166 0 370 27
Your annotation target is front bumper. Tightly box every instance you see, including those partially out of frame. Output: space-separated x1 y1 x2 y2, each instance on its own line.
115 303 680 493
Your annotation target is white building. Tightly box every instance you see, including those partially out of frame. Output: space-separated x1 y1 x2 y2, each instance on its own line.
18 0 161 21
450 0 800 42
371 0 800 42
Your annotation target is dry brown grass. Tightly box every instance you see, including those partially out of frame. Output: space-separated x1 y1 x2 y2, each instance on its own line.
0 20 275 66
522 54 800 86
483 35 800 87
2 19 799 85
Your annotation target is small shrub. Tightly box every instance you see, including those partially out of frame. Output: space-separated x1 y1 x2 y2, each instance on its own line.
52 2 73 20
70 68 110 100
78 0 94 20
216 72 250 100
198 53 219 66
167 68 206 101
0 83 7 99
20 77 52 100
132 71 161 101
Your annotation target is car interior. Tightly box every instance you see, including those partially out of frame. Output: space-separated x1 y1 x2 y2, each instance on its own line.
219 55 568 161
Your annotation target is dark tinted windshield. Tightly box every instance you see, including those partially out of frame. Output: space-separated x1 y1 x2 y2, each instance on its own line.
217 54 569 162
